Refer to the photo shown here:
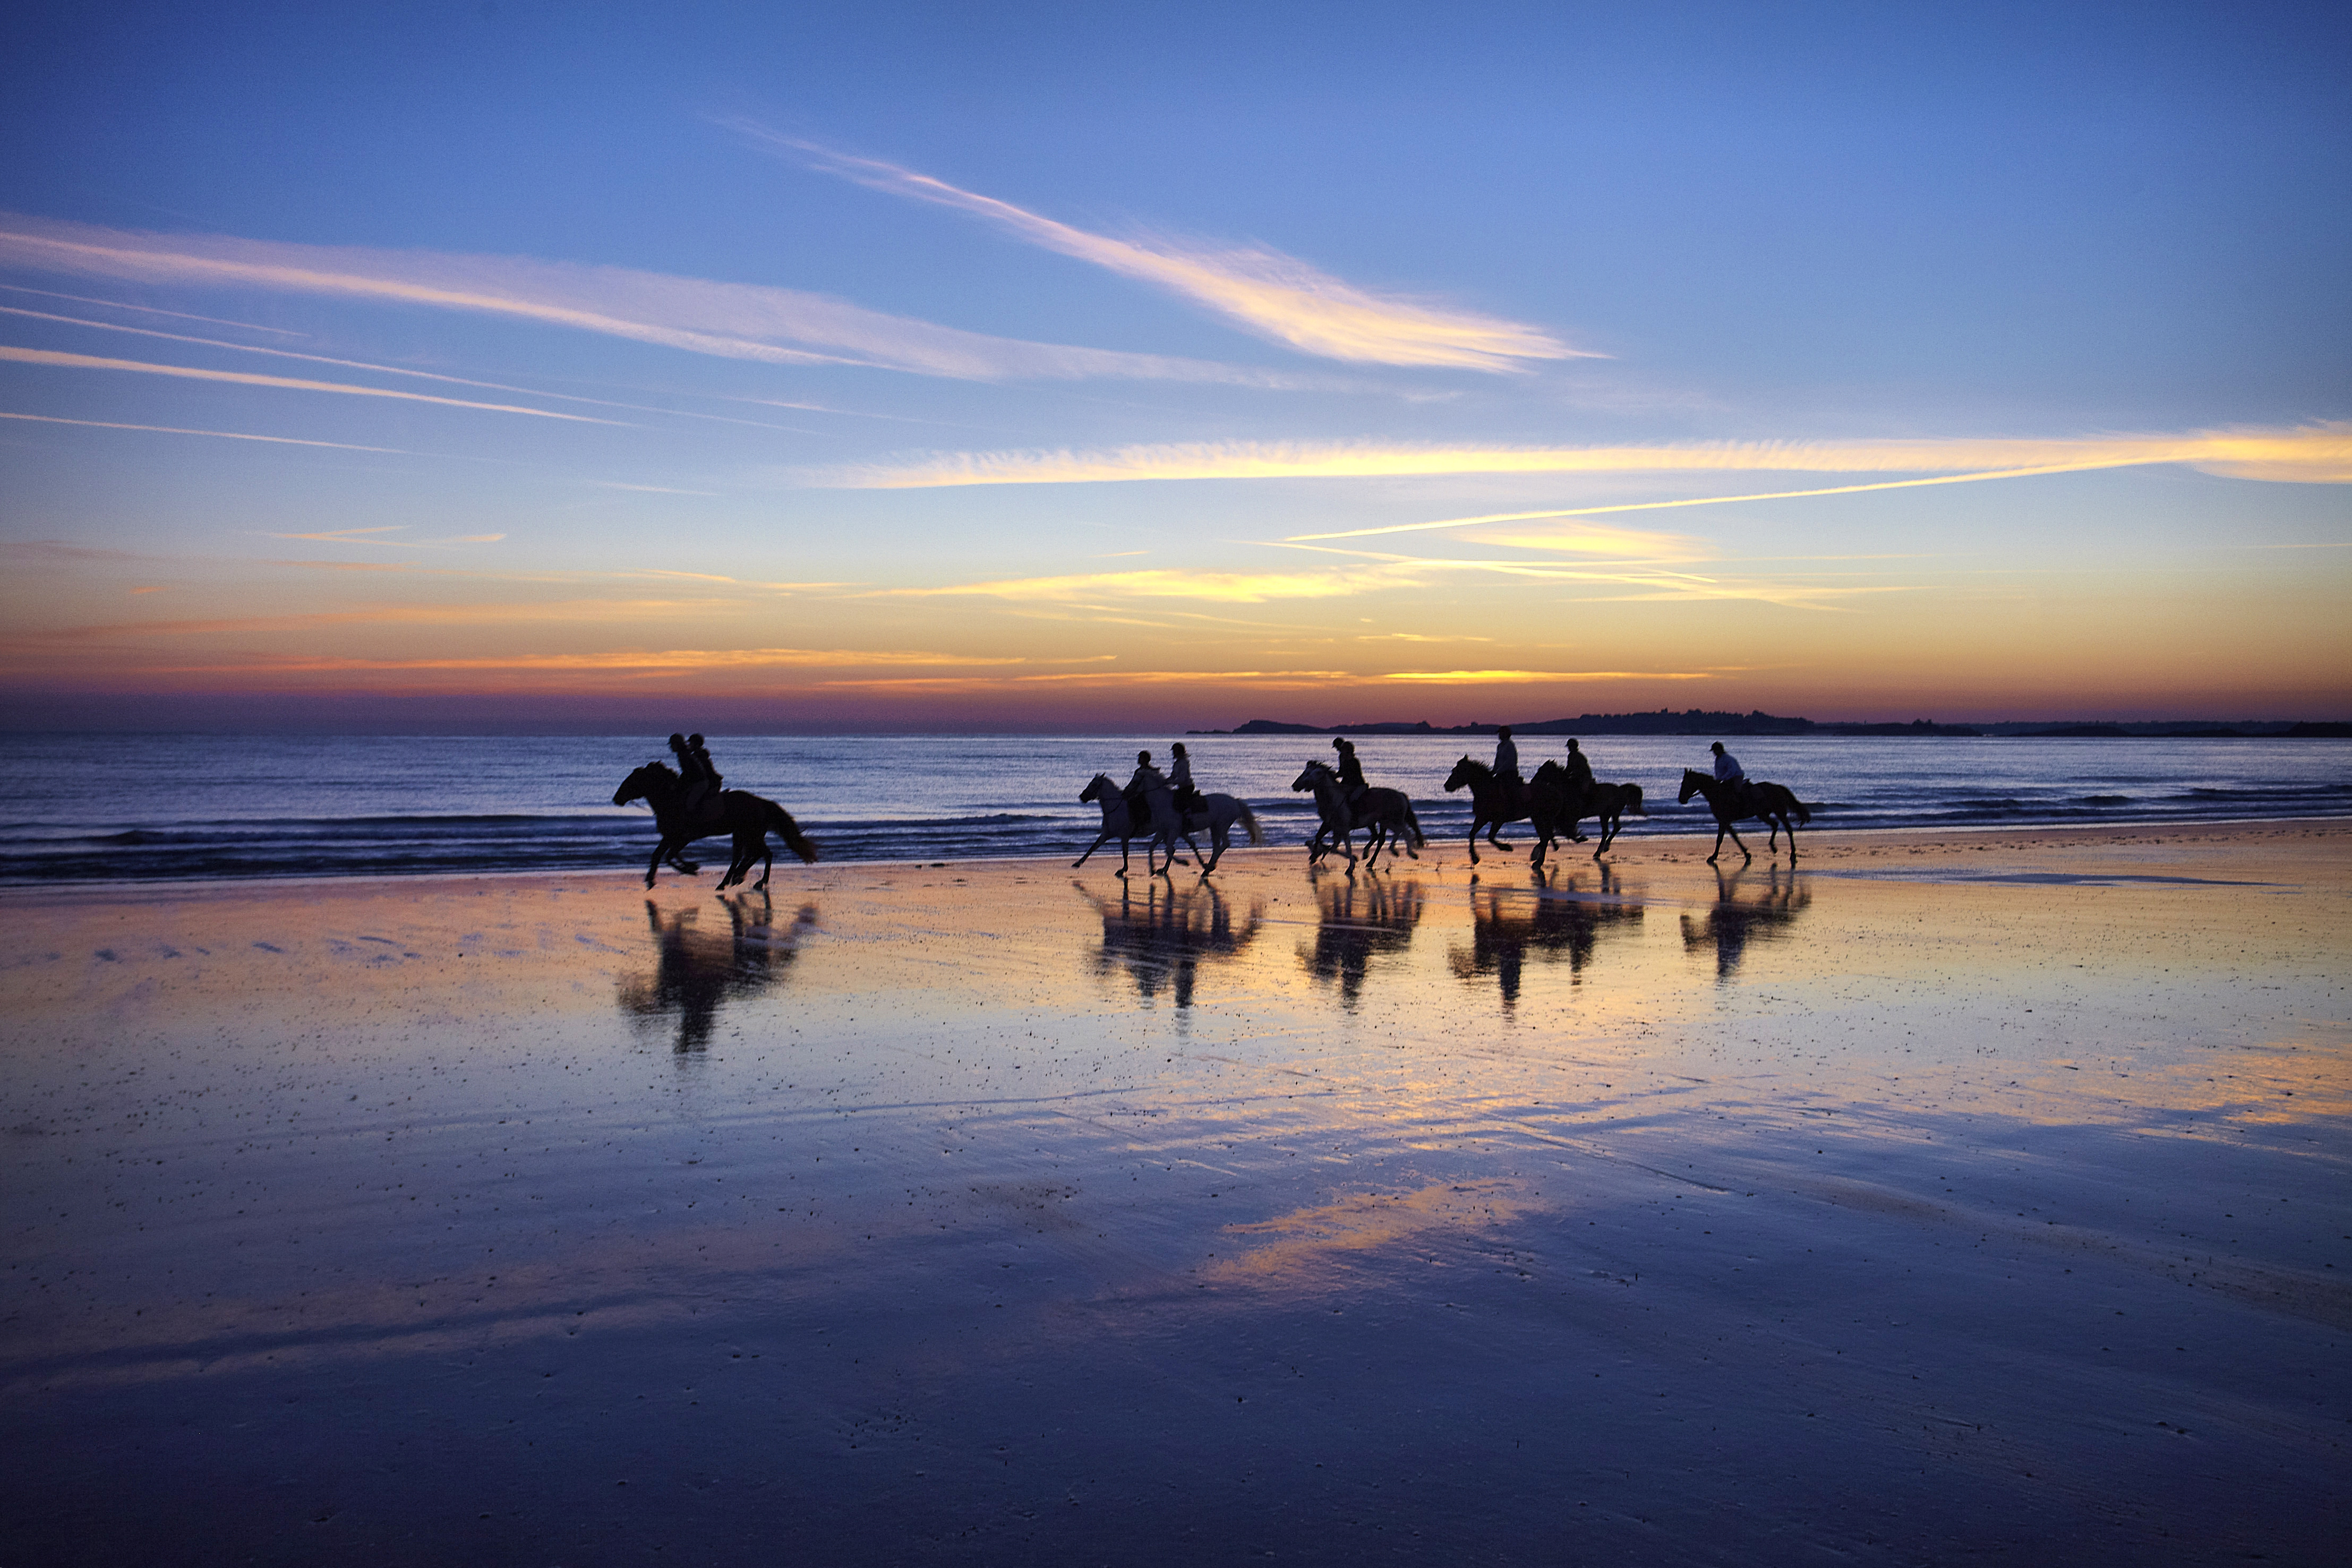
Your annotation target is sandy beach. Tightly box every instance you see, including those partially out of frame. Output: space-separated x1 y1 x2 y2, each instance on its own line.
3 819 2346 1564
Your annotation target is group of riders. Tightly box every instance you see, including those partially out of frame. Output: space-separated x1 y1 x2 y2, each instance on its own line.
653 726 1765 870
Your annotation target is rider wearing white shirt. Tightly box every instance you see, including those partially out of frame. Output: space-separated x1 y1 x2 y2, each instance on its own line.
1168 742 1202 817
1710 741 1744 784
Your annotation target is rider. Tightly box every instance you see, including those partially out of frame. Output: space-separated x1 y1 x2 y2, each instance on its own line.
1331 736 1367 807
1493 726 1523 803
1709 741 1749 809
669 732 723 819
1562 737 1595 795
1168 742 1204 818
1126 749 1169 825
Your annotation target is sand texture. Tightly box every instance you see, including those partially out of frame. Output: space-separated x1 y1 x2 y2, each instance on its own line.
3 821 2347 1563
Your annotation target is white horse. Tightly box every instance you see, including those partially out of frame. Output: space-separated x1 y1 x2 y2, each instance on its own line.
1075 774 1262 877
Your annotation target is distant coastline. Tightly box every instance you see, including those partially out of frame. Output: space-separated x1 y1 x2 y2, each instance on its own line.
1191 710 2352 739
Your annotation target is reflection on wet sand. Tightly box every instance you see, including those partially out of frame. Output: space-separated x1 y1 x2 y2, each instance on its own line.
1296 875 1427 1007
1680 864 1812 981
1448 865 1645 1008
618 893 820 1051
1075 879 1264 1008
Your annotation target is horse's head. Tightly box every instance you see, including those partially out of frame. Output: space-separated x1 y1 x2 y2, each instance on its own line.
1531 759 1562 782
1290 761 1329 792
1080 773 1114 804
614 760 678 807
1443 756 1483 793
1677 768 1707 805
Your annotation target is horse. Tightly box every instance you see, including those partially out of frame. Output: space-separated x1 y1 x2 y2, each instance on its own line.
1526 760 1645 866
1291 761 1423 870
1075 774 1262 877
1677 769 1810 863
1441 756 1538 865
612 761 818 890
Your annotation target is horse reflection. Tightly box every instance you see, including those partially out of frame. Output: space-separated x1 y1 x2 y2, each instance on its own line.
1680 864 1811 982
1075 879 1263 1009
1296 877 1427 1008
618 894 819 1052
1449 866 1644 1009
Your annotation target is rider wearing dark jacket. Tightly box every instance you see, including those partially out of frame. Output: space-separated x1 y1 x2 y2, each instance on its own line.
1562 738 1595 794
1332 736 1367 805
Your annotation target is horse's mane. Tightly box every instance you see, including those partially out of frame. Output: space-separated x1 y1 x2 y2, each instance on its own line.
642 759 680 782
1454 755 1491 776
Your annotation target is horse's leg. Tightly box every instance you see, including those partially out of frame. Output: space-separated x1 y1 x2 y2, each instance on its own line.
1115 836 1131 878
645 838 671 888
1723 819 1752 862
752 834 774 890
1466 819 1482 866
1073 829 1111 869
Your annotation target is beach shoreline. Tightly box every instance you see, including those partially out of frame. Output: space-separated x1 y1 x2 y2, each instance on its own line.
4 817 2345 1563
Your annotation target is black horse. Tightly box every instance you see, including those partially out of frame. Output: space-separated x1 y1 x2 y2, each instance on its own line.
1677 769 1809 863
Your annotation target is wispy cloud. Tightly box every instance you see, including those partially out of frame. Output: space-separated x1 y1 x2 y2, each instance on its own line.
0 346 614 422
821 424 2352 491
1380 669 1716 683
261 527 505 549
0 281 308 336
882 566 1419 604
0 409 410 452
0 212 1327 388
747 128 1586 373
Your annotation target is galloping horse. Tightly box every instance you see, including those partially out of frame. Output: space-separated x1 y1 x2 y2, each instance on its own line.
1677 769 1809 863
1442 756 1536 865
1075 774 1262 877
1292 761 1423 870
613 762 818 890
1526 760 1645 866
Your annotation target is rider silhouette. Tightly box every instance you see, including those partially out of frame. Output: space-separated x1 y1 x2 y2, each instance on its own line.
1562 738 1595 794
1493 726 1523 802
1331 736 1367 807
1126 749 1169 826
1169 742 1204 817
670 732 723 817
1709 741 1749 809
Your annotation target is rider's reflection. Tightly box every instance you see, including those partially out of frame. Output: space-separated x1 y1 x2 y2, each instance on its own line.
1076 879 1263 1009
1448 866 1644 1009
1297 876 1427 1009
619 893 819 1052
1680 864 1811 982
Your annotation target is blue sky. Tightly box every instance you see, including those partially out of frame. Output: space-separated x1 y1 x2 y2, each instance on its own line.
2 2 2346 729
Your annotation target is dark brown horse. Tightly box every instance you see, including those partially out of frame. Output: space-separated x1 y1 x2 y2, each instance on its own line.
1441 756 1530 865
613 761 818 890
1677 769 1809 863
1527 760 1645 864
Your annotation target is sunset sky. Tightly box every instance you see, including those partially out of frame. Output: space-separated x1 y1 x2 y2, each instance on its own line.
3 1 2347 731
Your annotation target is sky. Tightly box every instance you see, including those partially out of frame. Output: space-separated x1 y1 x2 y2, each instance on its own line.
2 1 2347 732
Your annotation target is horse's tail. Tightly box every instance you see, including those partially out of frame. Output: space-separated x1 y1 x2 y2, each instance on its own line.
1624 783 1646 816
766 799 819 863
1237 801 1263 846
1790 790 1811 827
1404 802 1426 848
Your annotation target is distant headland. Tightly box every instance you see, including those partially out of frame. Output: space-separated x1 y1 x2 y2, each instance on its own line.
1188 709 2352 739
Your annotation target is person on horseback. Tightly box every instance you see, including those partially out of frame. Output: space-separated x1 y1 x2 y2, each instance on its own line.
1561 737 1594 794
1126 749 1169 826
1709 741 1750 810
670 732 723 814
1168 742 1204 817
1331 736 1367 807
1493 726 1523 804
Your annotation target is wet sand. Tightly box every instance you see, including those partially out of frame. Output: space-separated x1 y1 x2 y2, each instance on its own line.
3 820 2346 1564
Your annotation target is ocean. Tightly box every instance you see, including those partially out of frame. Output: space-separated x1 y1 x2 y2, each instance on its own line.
1 731 2344 884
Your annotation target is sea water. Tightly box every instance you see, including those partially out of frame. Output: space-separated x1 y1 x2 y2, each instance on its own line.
0 731 2343 883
